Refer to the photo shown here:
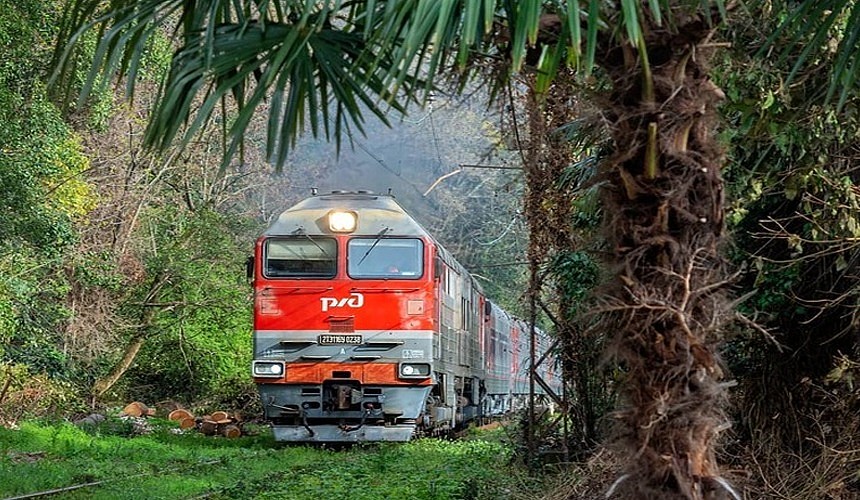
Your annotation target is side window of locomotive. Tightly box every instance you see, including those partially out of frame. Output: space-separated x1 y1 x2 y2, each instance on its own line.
264 238 337 278
347 238 424 279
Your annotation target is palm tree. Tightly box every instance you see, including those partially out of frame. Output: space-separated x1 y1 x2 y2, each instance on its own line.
51 1 860 498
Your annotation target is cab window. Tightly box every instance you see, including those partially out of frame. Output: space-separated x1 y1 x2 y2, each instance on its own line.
348 238 424 279
264 238 337 278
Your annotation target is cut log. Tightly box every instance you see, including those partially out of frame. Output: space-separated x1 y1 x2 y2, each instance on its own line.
121 402 151 418
199 420 217 436
179 417 197 430
168 409 193 422
210 411 229 422
221 424 241 438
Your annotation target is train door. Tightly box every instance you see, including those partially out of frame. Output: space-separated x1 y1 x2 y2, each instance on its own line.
461 377 478 423
469 288 481 370
459 294 469 366
479 297 487 373
434 258 443 361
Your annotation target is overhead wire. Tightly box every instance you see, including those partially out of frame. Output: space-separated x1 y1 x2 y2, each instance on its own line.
427 99 446 171
475 216 520 246
320 114 429 199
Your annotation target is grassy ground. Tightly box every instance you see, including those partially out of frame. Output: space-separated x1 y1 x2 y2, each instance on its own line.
0 419 532 499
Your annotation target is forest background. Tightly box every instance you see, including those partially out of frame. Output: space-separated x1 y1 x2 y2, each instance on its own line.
0 0 858 497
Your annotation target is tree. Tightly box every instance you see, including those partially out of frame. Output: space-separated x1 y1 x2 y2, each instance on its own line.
1 0 96 405
52 1 860 498
63 93 309 402
716 8 860 496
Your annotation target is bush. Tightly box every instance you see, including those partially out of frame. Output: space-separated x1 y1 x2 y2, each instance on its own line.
0 363 83 426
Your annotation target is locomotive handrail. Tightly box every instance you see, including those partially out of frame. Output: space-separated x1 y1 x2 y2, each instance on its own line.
350 355 382 360
361 340 405 346
300 354 332 360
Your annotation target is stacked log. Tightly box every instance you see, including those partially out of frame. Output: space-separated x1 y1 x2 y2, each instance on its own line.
221 424 241 438
167 407 243 438
121 401 156 417
167 409 197 430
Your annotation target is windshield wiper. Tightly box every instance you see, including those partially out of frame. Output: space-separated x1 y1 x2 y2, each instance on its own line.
357 227 391 266
292 227 329 257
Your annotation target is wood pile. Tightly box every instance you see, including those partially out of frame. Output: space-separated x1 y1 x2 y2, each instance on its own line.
167 407 244 438
117 402 244 438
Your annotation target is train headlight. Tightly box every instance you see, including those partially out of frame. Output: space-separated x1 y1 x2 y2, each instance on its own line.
398 363 431 378
253 361 285 378
328 210 357 232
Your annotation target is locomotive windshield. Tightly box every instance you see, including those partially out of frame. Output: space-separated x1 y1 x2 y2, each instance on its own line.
347 238 423 279
264 238 337 278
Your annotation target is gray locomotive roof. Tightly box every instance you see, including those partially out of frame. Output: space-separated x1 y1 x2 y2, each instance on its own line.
264 190 485 296
264 191 431 237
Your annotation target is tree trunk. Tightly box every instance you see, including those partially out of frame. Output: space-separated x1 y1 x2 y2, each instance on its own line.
520 73 595 457
91 272 169 400
91 335 145 399
598 7 733 500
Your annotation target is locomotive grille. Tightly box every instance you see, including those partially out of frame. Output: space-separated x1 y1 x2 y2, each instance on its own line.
328 317 355 332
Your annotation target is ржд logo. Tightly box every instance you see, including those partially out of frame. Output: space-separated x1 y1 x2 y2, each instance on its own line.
320 292 365 312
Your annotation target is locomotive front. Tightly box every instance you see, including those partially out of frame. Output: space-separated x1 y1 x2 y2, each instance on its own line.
250 191 436 442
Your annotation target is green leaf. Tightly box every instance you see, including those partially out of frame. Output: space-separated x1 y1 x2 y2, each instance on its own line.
565 0 582 69
831 6 860 109
462 0 479 48
585 0 599 75
535 40 564 94
647 0 662 27
621 0 641 44
761 90 775 111
761 0 860 111
484 0 496 33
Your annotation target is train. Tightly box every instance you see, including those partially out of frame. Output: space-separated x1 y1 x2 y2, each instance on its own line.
248 190 560 442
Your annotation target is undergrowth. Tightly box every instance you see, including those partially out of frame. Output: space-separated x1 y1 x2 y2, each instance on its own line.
0 420 529 499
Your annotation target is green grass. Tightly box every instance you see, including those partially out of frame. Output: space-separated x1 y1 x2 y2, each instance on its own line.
0 420 520 499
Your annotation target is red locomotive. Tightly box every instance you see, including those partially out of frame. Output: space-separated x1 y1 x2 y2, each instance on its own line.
249 190 560 442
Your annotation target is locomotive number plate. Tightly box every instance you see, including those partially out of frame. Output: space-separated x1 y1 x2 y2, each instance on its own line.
318 334 363 345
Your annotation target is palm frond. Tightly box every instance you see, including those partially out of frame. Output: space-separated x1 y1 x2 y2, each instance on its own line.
53 0 422 169
51 0 183 107
757 0 860 111
51 0 734 170
151 20 417 169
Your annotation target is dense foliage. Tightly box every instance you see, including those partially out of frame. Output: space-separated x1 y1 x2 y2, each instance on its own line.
0 0 94 418
0 0 269 419
714 9 860 496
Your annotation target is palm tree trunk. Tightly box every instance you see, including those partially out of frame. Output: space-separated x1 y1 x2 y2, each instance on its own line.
598 9 733 500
